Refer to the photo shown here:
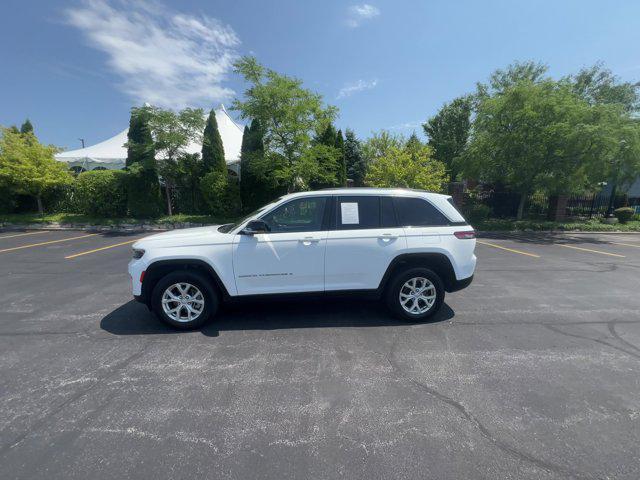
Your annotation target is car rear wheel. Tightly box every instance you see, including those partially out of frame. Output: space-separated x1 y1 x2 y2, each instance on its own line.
387 267 444 322
151 270 218 330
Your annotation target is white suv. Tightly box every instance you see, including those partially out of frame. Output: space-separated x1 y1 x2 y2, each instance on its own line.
128 188 476 329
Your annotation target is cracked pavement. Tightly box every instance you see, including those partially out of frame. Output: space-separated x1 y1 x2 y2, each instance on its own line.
1 230 639 479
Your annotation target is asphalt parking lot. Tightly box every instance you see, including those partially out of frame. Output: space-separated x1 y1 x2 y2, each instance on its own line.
1 229 639 479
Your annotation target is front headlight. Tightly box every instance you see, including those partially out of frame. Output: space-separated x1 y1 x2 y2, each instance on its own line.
132 248 145 259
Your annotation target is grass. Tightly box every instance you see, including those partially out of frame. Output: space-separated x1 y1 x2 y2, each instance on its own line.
0 212 236 226
474 218 640 232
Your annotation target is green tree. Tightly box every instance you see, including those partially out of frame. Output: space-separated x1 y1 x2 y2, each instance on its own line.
344 129 366 186
20 119 34 135
334 129 346 186
201 109 226 174
460 80 626 219
232 56 337 192
137 105 205 215
310 123 342 188
306 144 340 190
476 60 548 97
570 63 640 113
315 123 337 147
423 96 472 180
0 128 71 214
240 119 275 211
362 130 404 163
198 108 240 215
125 108 161 217
365 141 448 191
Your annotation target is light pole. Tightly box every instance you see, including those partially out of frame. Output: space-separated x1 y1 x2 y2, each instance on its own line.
78 138 85 149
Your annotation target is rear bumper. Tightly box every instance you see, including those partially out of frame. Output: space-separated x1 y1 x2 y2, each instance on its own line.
447 274 474 292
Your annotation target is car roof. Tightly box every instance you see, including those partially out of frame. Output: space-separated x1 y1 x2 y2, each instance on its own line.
280 188 450 200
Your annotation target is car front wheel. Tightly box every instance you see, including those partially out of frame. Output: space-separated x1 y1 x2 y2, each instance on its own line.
387 268 444 322
151 270 218 330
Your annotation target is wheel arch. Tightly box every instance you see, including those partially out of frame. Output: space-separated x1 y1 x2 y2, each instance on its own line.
141 259 230 308
379 253 458 293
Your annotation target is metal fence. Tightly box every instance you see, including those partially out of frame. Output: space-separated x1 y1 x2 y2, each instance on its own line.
468 190 637 220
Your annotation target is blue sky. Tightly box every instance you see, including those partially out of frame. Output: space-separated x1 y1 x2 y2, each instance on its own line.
2 0 640 151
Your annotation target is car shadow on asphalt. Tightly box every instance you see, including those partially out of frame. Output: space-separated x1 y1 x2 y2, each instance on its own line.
100 298 454 336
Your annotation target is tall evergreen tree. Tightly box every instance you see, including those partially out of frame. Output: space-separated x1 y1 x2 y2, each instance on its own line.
344 129 366 186
315 123 337 147
334 129 346 186
201 109 226 174
20 119 34 135
125 108 161 217
240 119 273 212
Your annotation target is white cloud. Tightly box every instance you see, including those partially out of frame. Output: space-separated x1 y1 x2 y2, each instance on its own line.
346 4 380 28
389 121 423 131
65 0 240 109
337 79 378 99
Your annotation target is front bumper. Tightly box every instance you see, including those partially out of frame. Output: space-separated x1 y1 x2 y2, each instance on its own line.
128 258 146 296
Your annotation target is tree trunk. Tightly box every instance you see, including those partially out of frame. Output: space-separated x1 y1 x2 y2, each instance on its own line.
516 193 527 220
165 184 173 216
36 195 44 216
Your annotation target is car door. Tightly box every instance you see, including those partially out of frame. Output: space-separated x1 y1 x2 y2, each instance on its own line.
325 195 407 291
233 196 329 295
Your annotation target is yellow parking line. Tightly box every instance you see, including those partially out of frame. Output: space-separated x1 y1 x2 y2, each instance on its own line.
558 244 625 258
0 231 50 240
610 242 640 248
477 240 540 258
0 234 99 253
65 239 139 259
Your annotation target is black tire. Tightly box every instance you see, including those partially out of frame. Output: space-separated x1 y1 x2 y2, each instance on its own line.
151 270 218 330
386 267 445 322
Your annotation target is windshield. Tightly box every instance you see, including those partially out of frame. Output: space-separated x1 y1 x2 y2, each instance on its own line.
217 199 281 233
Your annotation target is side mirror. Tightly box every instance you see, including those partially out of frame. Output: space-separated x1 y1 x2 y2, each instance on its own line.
241 220 270 235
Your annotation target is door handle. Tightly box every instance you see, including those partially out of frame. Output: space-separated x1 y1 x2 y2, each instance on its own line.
379 233 398 241
300 237 320 245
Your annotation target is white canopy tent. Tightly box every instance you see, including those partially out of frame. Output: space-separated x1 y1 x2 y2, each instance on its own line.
55 105 244 175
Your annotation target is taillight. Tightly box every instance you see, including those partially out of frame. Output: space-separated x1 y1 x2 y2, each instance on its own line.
140 271 146 283
454 231 475 239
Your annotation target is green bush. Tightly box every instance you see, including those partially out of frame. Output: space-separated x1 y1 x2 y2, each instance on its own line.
0 182 16 213
200 173 240 217
613 207 634 224
126 164 162 218
74 170 128 217
462 202 491 223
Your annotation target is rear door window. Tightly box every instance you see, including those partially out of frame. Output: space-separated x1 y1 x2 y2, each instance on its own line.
336 196 380 230
393 197 450 227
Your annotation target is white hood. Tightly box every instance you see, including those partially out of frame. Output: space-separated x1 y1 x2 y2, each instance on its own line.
133 225 232 249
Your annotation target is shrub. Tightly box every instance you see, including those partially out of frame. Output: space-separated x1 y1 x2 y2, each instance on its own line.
613 207 634 224
0 182 16 213
126 164 162 218
200 173 240 217
462 202 491 223
74 170 128 217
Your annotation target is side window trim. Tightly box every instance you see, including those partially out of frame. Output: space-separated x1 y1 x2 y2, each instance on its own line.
382 195 399 228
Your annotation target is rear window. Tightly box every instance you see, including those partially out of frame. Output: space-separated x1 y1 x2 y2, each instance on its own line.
393 197 450 227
